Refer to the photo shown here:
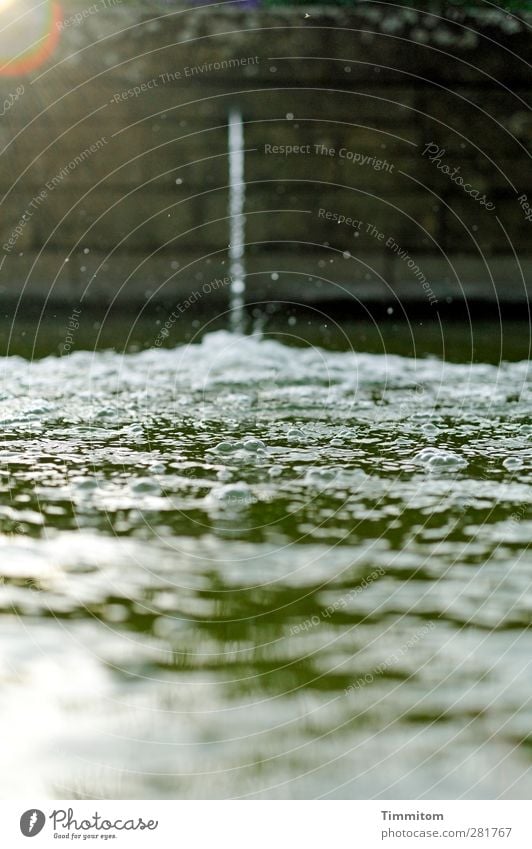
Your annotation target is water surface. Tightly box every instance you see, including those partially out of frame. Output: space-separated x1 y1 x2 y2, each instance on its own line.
0 327 531 798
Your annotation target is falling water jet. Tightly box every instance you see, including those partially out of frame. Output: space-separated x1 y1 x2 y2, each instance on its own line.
228 109 246 334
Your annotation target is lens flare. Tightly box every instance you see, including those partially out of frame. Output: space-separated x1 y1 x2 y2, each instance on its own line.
0 0 61 76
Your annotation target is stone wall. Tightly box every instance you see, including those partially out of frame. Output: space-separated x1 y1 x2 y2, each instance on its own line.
0 2 531 312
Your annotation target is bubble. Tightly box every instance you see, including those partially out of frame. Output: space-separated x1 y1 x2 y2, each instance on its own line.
74 478 99 491
413 447 467 471
242 438 266 453
207 482 254 508
503 457 524 471
305 468 338 485
130 479 160 494
210 441 240 455
413 447 440 463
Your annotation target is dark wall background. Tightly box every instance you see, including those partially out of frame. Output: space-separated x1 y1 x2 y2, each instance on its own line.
0 3 531 311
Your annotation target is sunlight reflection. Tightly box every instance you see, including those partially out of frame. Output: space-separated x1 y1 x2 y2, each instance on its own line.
0 0 60 76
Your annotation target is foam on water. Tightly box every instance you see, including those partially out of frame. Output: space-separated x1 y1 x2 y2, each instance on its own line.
0 331 531 798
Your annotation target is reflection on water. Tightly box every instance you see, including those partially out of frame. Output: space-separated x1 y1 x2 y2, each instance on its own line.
0 329 531 798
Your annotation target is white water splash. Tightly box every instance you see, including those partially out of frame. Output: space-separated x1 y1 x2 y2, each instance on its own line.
228 109 246 334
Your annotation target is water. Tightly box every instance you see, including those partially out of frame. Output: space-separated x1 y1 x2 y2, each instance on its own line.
0 329 531 799
228 109 246 334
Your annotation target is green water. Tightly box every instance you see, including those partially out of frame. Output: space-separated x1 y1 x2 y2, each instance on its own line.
0 319 531 798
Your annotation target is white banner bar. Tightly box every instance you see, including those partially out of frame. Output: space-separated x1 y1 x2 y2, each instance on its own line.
2 800 530 848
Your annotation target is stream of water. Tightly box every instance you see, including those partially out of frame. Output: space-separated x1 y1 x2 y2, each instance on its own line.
228 109 246 334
